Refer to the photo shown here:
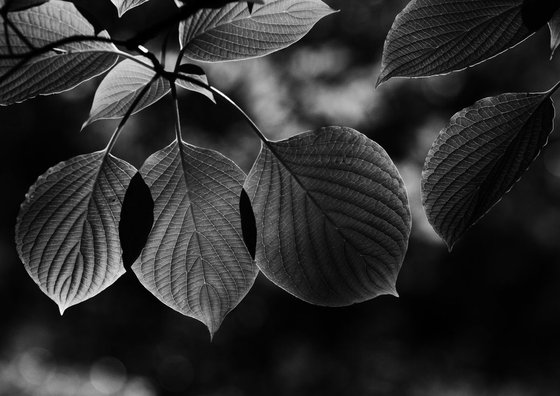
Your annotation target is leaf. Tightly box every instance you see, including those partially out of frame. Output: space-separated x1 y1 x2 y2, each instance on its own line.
110 0 149 17
174 0 264 9
132 141 258 337
178 0 335 62
15 151 136 314
421 92 555 249
83 58 169 128
549 8 560 58
176 63 215 103
244 127 411 306
0 1 119 105
1 0 49 12
378 0 534 85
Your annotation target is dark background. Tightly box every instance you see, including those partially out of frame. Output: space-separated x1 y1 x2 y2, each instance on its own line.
2 0 560 395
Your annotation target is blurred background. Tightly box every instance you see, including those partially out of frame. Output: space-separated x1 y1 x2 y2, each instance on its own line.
2 0 560 395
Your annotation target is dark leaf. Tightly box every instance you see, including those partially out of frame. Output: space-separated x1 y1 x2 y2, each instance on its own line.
378 0 533 84
422 91 555 249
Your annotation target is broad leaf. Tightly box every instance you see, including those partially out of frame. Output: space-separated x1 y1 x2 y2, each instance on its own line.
378 0 535 84
178 0 335 62
244 127 411 306
133 141 257 337
422 92 555 249
176 63 215 103
110 0 148 17
83 58 169 128
1 0 49 11
549 8 560 57
0 0 119 105
16 152 136 314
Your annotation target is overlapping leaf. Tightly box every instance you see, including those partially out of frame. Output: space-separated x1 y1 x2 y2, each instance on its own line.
1 0 49 11
176 63 215 103
422 92 555 249
178 0 335 62
84 58 169 128
244 127 411 306
110 0 149 17
0 0 119 104
133 141 257 337
15 152 136 314
378 0 534 84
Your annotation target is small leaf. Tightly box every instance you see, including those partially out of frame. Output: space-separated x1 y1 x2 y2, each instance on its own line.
119 172 154 270
178 0 335 62
0 1 119 105
422 92 555 249
16 151 136 314
83 57 169 128
133 141 258 337
549 8 560 58
110 0 149 17
378 0 534 84
244 127 411 306
176 63 215 103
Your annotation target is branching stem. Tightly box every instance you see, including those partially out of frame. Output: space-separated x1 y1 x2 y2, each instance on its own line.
104 76 159 155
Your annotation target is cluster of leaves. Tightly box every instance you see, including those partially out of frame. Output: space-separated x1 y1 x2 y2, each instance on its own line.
379 0 560 249
1 0 412 337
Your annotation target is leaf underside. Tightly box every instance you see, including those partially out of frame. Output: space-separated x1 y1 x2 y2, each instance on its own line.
422 92 555 249
378 0 532 84
133 141 257 337
16 152 136 314
244 127 411 306
84 58 170 128
178 0 335 62
110 0 149 17
0 1 119 105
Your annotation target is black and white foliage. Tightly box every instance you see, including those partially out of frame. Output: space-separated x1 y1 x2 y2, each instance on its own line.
4 0 560 338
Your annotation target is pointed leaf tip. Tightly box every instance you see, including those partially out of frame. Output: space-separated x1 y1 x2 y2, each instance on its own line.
132 141 258 336
380 0 534 81
178 0 335 62
422 92 555 247
245 126 411 307
16 152 136 312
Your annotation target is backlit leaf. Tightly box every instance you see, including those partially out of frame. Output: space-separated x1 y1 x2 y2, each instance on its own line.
16 152 136 314
1 0 49 12
133 141 257 337
422 92 555 249
378 0 534 84
0 0 119 105
176 63 215 103
110 0 149 17
178 0 335 62
84 58 169 128
244 127 411 306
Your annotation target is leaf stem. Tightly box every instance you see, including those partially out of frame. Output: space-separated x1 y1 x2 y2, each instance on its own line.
104 76 158 155
171 82 183 143
210 86 269 143
547 80 560 97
